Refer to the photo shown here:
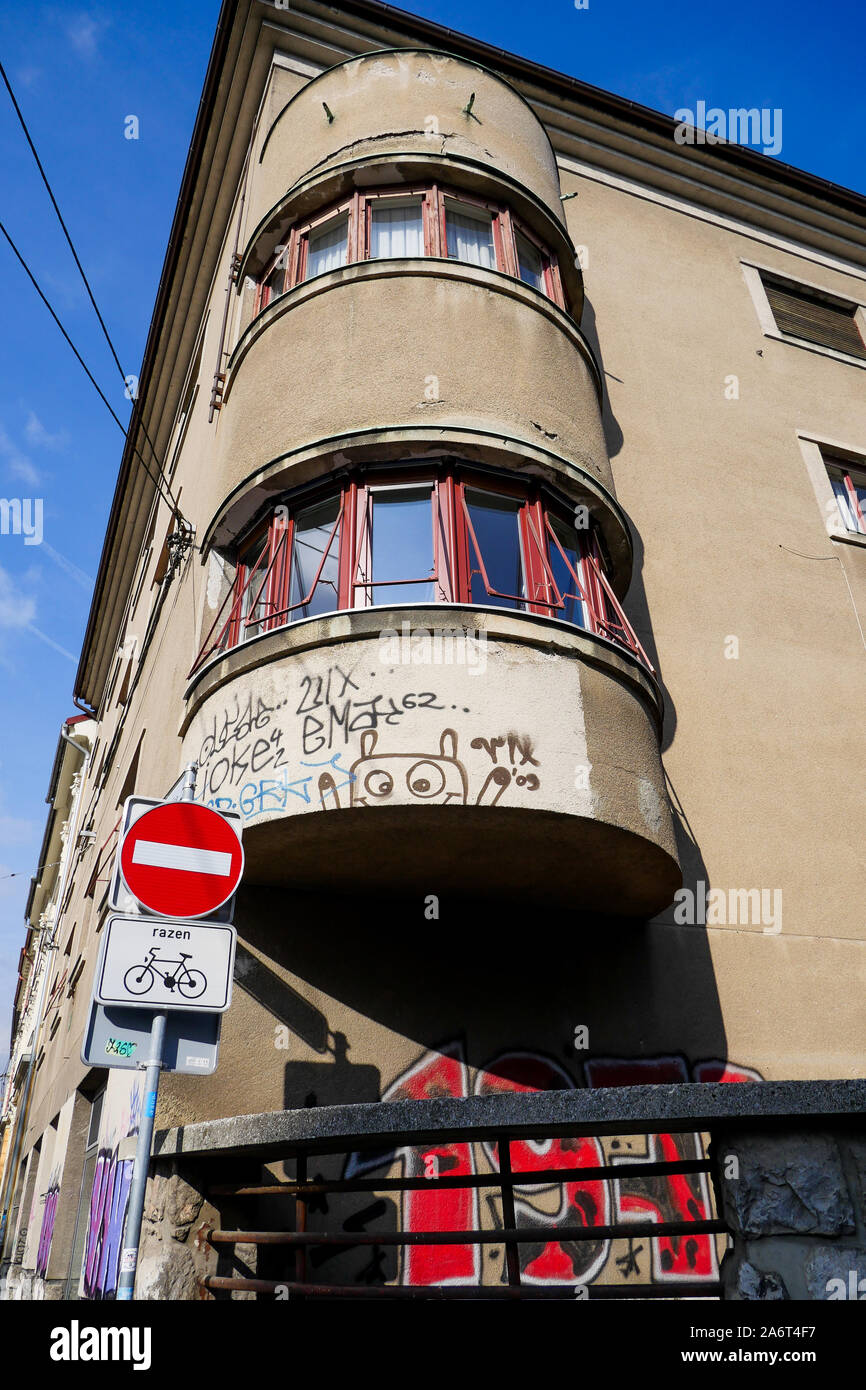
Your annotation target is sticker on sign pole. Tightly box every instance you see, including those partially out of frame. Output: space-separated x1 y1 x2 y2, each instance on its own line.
119 801 244 918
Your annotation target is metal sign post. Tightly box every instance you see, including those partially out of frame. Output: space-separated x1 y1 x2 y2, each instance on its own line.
115 1010 166 1301
117 762 197 1302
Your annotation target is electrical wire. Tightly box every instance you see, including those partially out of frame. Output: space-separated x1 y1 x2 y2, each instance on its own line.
0 57 185 521
0 217 179 517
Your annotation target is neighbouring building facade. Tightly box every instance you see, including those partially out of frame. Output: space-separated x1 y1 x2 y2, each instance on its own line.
1 0 865 1302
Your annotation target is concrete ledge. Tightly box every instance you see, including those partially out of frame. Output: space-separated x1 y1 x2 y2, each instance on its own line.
153 1080 866 1162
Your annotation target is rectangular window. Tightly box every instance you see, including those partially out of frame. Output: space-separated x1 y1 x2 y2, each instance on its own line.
515 230 545 292
826 457 866 534
761 273 866 360
361 486 436 607
370 199 424 259
463 489 525 610
289 498 342 619
445 204 495 270
237 531 270 639
305 214 349 278
547 516 589 628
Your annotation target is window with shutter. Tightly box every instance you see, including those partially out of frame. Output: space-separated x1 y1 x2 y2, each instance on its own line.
761 274 866 360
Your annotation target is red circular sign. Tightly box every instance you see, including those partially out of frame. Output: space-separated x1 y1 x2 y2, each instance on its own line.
120 803 244 919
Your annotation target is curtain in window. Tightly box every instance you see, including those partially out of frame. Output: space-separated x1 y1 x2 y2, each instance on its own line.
445 210 495 269
370 203 424 258
306 217 348 278
290 499 341 619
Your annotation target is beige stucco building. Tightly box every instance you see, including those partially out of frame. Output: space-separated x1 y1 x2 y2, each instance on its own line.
1 0 864 1302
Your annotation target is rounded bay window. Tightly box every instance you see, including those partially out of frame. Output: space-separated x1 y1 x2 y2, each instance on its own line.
191 462 650 678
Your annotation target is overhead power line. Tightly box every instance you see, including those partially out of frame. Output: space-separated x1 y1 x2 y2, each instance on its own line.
0 57 186 521
0 217 179 517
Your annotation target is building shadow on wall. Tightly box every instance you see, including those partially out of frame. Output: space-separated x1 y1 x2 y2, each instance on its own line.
234 944 381 1110
236 875 729 1102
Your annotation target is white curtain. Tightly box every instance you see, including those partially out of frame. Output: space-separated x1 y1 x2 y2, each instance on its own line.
307 217 348 278
370 204 424 258
446 210 495 268
831 475 858 532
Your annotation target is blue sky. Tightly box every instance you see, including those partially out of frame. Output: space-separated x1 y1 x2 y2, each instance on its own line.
0 0 863 1070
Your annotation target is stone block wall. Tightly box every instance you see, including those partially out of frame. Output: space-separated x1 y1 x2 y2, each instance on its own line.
714 1130 866 1300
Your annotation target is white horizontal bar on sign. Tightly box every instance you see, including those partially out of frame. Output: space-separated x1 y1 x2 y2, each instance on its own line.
131 840 233 876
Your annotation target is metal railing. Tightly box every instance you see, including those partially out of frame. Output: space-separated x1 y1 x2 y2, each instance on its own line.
192 1128 726 1300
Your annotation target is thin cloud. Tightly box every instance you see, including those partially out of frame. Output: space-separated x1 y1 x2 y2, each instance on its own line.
0 425 40 488
27 624 78 663
0 566 36 629
24 411 67 452
65 13 105 59
41 542 93 591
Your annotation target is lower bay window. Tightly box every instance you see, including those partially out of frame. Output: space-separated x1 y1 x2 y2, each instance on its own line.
254 183 566 314
192 465 651 675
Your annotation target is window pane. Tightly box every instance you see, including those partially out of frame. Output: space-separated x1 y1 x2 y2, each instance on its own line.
515 231 545 291
306 215 348 278
239 533 270 638
445 207 495 269
548 517 588 628
368 487 435 606
370 201 424 258
264 254 287 301
290 499 341 619
465 489 524 610
829 471 859 532
853 478 866 533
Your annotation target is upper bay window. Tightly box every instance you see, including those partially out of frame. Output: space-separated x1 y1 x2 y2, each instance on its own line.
254 184 566 314
192 465 650 676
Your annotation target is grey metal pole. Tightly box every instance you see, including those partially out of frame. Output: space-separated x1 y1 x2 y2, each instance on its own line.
115 761 197 1302
115 1010 166 1301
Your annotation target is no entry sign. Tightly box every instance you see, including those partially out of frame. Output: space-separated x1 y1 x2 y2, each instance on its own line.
119 801 244 918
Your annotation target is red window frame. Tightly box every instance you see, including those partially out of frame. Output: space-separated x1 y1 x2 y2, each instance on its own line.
191 466 651 676
827 459 866 534
252 183 568 315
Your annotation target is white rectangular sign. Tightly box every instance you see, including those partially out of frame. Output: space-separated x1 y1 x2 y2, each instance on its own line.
94 914 236 1013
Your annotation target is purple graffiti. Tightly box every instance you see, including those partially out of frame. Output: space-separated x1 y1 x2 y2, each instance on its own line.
82 1150 134 1299
36 1184 60 1279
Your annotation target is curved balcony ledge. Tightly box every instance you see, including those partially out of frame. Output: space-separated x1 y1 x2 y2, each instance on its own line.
179 608 678 918
237 152 584 315
251 49 566 238
212 259 613 553
200 425 635 596
226 255 601 403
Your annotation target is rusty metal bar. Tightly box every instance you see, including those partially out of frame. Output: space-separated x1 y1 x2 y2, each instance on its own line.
295 1154 307 1296
207 1157 712 1197
206 1217 726 1248
496 1136 521 1287
202 1275 723 1300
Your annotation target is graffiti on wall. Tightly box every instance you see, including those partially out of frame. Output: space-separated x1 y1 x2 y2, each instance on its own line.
343 1043 761 1289
194 670 542 823
81 1079 142 1300
35 1170 61 1280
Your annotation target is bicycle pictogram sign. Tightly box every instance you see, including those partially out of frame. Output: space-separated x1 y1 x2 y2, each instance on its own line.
94 915 236 1014
123 947 208 1000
